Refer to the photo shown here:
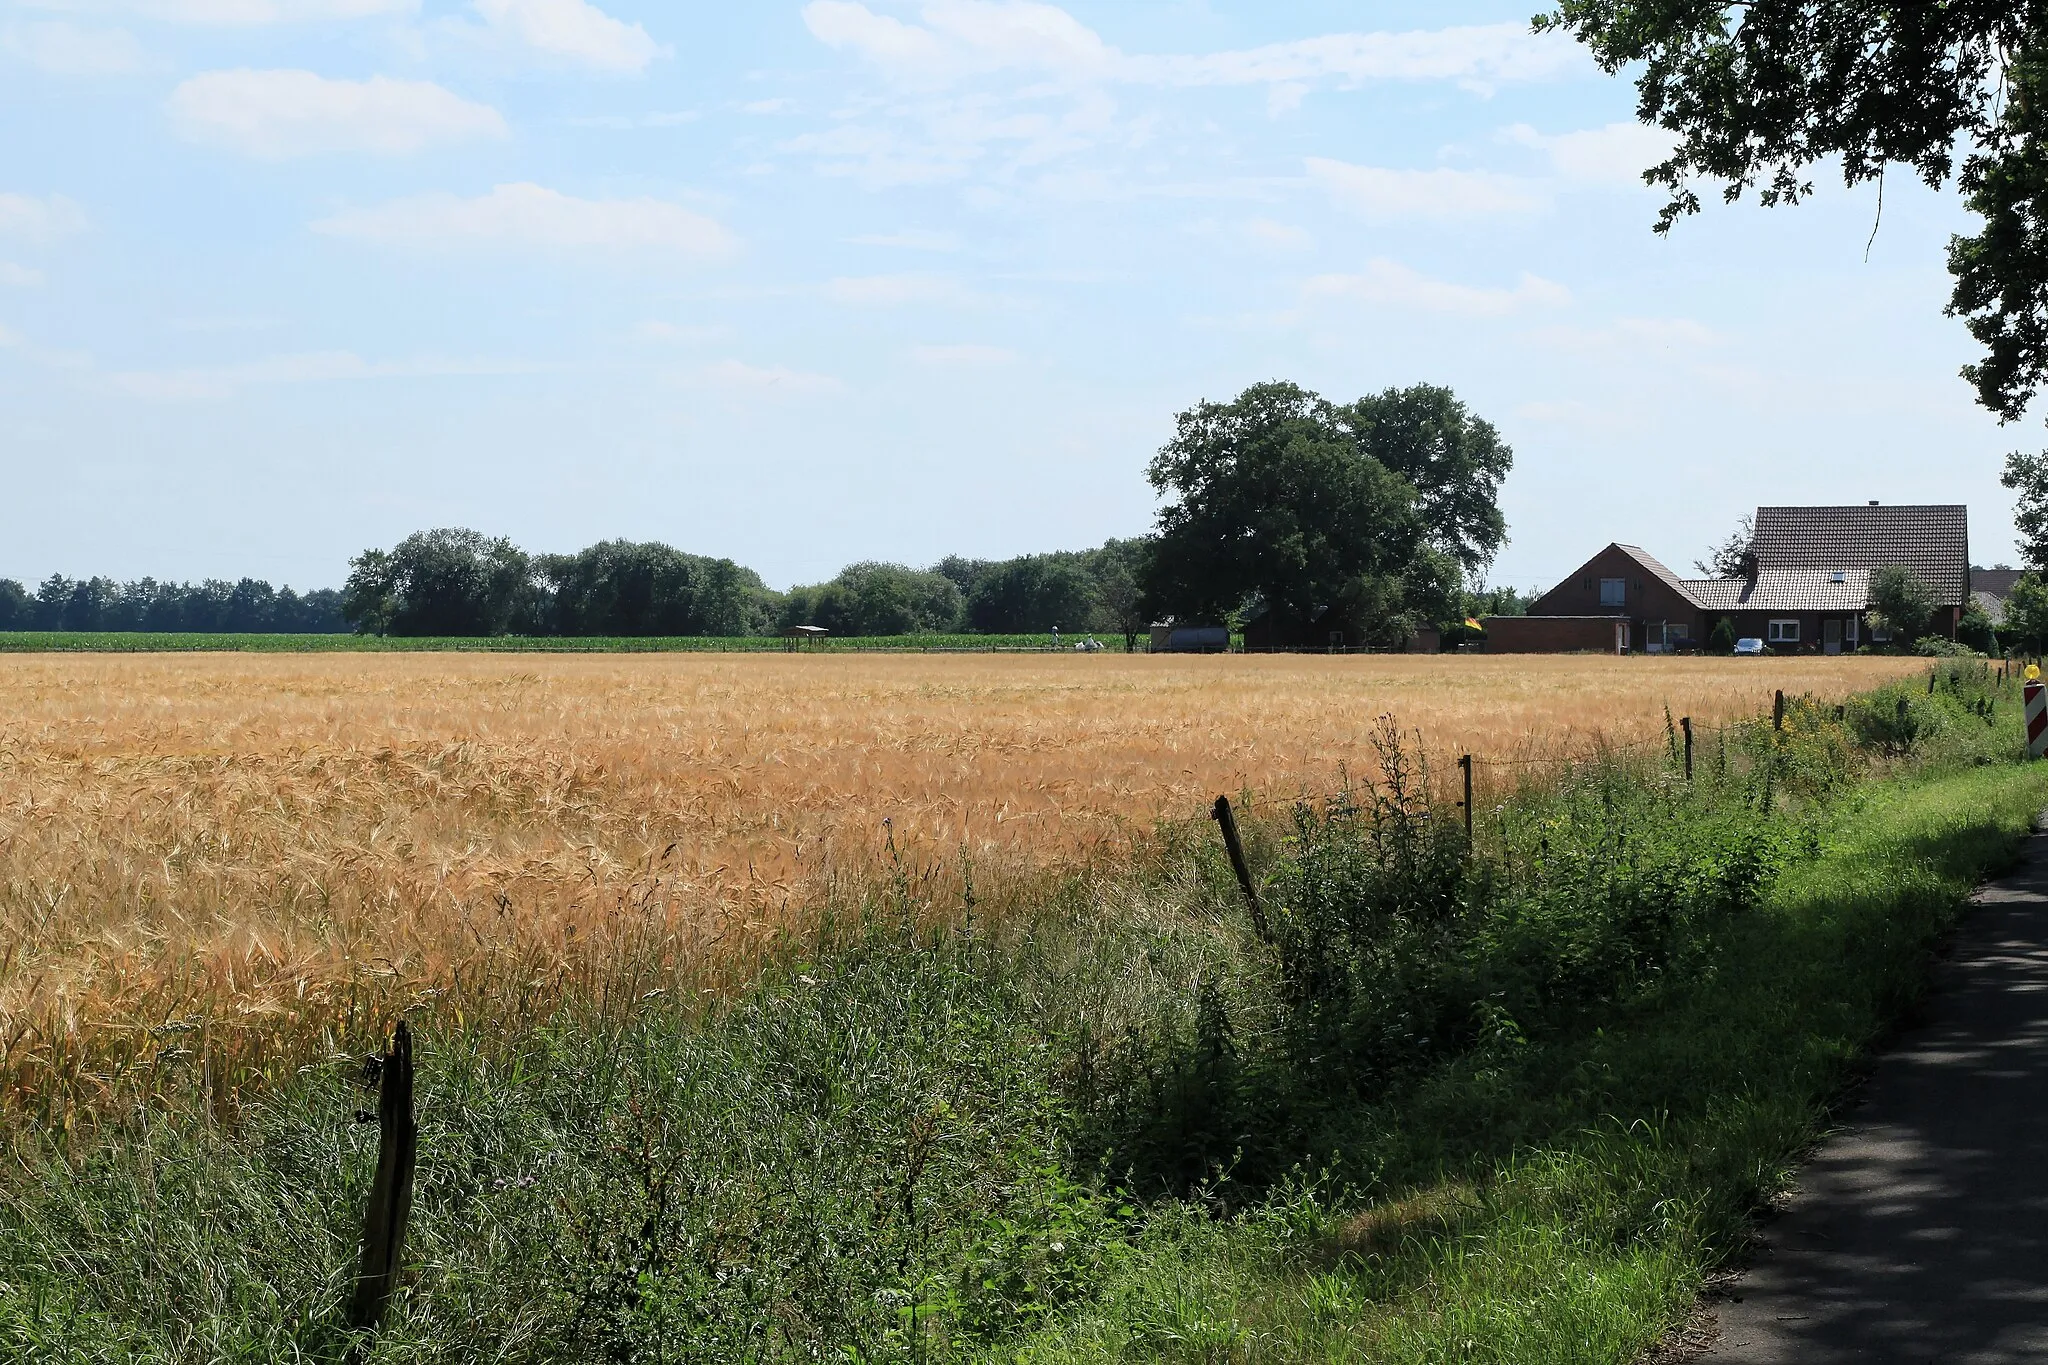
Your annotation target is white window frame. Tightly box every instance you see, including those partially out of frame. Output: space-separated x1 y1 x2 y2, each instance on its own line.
1598 577 1626 607
1767 618 1801 644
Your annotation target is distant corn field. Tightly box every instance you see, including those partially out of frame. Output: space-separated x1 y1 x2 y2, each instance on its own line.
0 651 1923 1111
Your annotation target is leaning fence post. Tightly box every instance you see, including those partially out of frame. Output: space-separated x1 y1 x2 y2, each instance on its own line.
1680 718 1693 781
348 1020 418 1342
1773 690 1785 731
1457 754 1474 840
1210 796 1267 939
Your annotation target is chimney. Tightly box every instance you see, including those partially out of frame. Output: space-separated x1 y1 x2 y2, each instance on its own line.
1869 500 1879 506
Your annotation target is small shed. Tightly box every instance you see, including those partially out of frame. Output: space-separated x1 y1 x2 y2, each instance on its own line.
781 625 829 652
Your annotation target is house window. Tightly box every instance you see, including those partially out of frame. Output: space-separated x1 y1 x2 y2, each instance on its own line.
1768 619 1801 644
1599 578 1626 607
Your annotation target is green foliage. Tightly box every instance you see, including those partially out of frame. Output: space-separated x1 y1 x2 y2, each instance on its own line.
2003 449 2048 574
1950 50 2048 422
536 540 776 638
0 574 344 633
1694 514 1755 578
2006 574 2048 656
780 562 966 636
1538 0 2048 419
1144 381 1499 643
343 528 538 637
1328 384 1514 575
1707 617 1737 655
1868 564 1939 644
1088 541 1150 652
1959 596 1998 653
964 556 1099 634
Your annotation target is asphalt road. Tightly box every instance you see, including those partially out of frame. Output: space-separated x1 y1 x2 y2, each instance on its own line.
1701 825 2048 1363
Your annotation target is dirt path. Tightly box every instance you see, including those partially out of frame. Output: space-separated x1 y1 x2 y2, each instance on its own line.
1700 824 2048 1363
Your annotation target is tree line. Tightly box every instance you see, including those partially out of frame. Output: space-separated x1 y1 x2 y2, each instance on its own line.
331 382 1521 644
0 575 347 633
334 532 1166 644
2 381 1526 644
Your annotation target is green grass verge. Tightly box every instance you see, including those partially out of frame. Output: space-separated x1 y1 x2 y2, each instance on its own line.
1020 760 2048 1361
1 670 2039 1361
0 632 1142 654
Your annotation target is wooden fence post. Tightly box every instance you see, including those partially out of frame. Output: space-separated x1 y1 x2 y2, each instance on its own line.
1458 754 1474 840
348 1020 418 1342
1210 796 1267 940
1680 718 1693 781
1773 690 1785 731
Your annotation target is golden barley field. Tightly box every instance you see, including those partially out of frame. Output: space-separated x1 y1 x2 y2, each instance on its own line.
0 651 1922 1104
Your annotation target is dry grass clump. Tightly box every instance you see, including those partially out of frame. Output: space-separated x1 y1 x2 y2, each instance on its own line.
0 651 1920 1110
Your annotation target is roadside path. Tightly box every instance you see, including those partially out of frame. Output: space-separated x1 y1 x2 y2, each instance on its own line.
1701 824 2048 1363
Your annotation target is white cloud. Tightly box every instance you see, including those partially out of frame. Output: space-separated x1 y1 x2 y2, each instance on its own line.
1306 157 1540 219
910 342 1015 365
138 0 416 22
2 21 146 74
0 262 44 286
1306 260 1570 317
0 193 88 241
803 2 953 79
782 123 979 188
1244 217 1310 250
701 359 844 394
470 0 664 74
1131 25 1583 91
314 182 737 259
1506 121 1678 184
110 349 538 400
1527 316 1720 349
801 4 1579 92
741 98 794 114
169 70 506 157
849 228 960 251
825 272 975 305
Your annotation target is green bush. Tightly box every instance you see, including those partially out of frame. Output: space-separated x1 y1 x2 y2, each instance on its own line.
1707 618 1736 655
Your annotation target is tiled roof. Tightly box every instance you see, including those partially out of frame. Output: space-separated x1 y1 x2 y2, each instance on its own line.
1972 567 2026 600
1683 569 1872 613
1975 589 2009 626
1753 504 1969 605
1613 544 1698 602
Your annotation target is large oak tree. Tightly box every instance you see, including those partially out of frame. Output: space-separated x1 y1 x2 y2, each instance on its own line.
1144 381 1506 641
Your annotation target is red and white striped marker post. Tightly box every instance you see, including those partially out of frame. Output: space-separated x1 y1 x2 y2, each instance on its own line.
2028 675 2048 760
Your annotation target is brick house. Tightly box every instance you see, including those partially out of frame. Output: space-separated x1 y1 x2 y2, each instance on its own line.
1486 503 1970 654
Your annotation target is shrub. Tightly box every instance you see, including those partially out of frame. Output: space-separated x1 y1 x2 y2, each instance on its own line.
1869 564 1938 643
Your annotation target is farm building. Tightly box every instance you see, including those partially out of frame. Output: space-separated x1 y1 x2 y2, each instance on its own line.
1487 502 1971 654
1971 566 2025 625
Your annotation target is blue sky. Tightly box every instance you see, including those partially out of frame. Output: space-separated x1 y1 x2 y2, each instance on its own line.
0 0 2026 594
